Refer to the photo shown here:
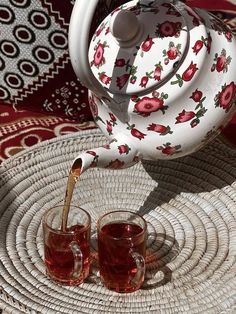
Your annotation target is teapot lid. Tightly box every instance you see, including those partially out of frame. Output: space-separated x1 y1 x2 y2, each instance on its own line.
89 1 189 96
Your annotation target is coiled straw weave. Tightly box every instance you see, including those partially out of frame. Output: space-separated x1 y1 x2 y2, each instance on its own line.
1 129 236 313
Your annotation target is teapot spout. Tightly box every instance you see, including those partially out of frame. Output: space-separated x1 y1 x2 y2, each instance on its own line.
71 136 140 176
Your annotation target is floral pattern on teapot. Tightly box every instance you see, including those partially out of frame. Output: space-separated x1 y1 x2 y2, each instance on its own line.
89 2 189 95
211 49 232 73
69 0 236 172
175 89 207 128
86 1 236 167
132 92 169 116
214 82 236 112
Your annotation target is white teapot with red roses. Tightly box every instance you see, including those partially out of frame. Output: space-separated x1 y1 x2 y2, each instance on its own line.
69 0 236 173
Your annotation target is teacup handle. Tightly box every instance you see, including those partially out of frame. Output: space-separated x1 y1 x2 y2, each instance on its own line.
70 241 83 278
130 251 145 286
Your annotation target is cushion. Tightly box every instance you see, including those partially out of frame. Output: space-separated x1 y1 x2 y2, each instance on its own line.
0 102 96 163
0 0 112 122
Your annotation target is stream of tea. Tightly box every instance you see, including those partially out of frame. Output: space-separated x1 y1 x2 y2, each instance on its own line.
61 165 81 231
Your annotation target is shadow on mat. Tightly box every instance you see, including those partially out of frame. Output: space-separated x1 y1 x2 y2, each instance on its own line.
136 136 236 217
142 233 179 290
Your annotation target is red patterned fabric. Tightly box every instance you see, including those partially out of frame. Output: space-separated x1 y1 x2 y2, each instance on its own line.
0 0 112 121
185 0 236 12
0 103 96 163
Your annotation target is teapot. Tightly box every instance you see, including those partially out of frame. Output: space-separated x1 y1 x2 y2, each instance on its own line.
69 0 236 174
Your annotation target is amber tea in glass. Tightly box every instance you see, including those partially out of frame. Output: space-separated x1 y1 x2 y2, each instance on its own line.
97 210 147 293
43 205 91 285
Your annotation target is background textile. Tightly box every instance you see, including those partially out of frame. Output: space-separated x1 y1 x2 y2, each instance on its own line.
0 103 96 163
0 0 113 121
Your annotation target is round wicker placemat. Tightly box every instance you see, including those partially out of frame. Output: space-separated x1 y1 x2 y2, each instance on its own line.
1 129 236 314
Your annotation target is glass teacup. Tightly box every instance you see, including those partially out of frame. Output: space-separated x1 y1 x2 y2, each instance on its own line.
43 205 91 285
97 210 147 293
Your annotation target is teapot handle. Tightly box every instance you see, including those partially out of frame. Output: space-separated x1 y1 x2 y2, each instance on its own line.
69 0 110 99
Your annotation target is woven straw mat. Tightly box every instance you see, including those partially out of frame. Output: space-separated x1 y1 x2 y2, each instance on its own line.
1 129 236 314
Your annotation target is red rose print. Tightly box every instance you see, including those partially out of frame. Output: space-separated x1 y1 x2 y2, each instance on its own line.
171 62 198 87
134 97 164 116
93 43 105 67
131 128 146 140
163 42 181 62
175 110 195 123
148 123 167 133
106 120 113 135
140 76 149 88
147 123 172 135
212 49 231 73
182 62 198 81
105 27 110 35
115 58 126 67
192 40 203 55
175 92 207 127
156 21 182 37
216 55 227 72
218 82 236 110
154 65 162 81
141 35 154 52
190 89 203 102
118 144 130 155
158 21 176 37
106 159 125 169
162 147 177 155
167 46 178 60
116 73 130 90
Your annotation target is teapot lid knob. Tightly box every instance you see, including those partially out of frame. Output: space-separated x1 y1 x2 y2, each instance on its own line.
110 10 143 47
